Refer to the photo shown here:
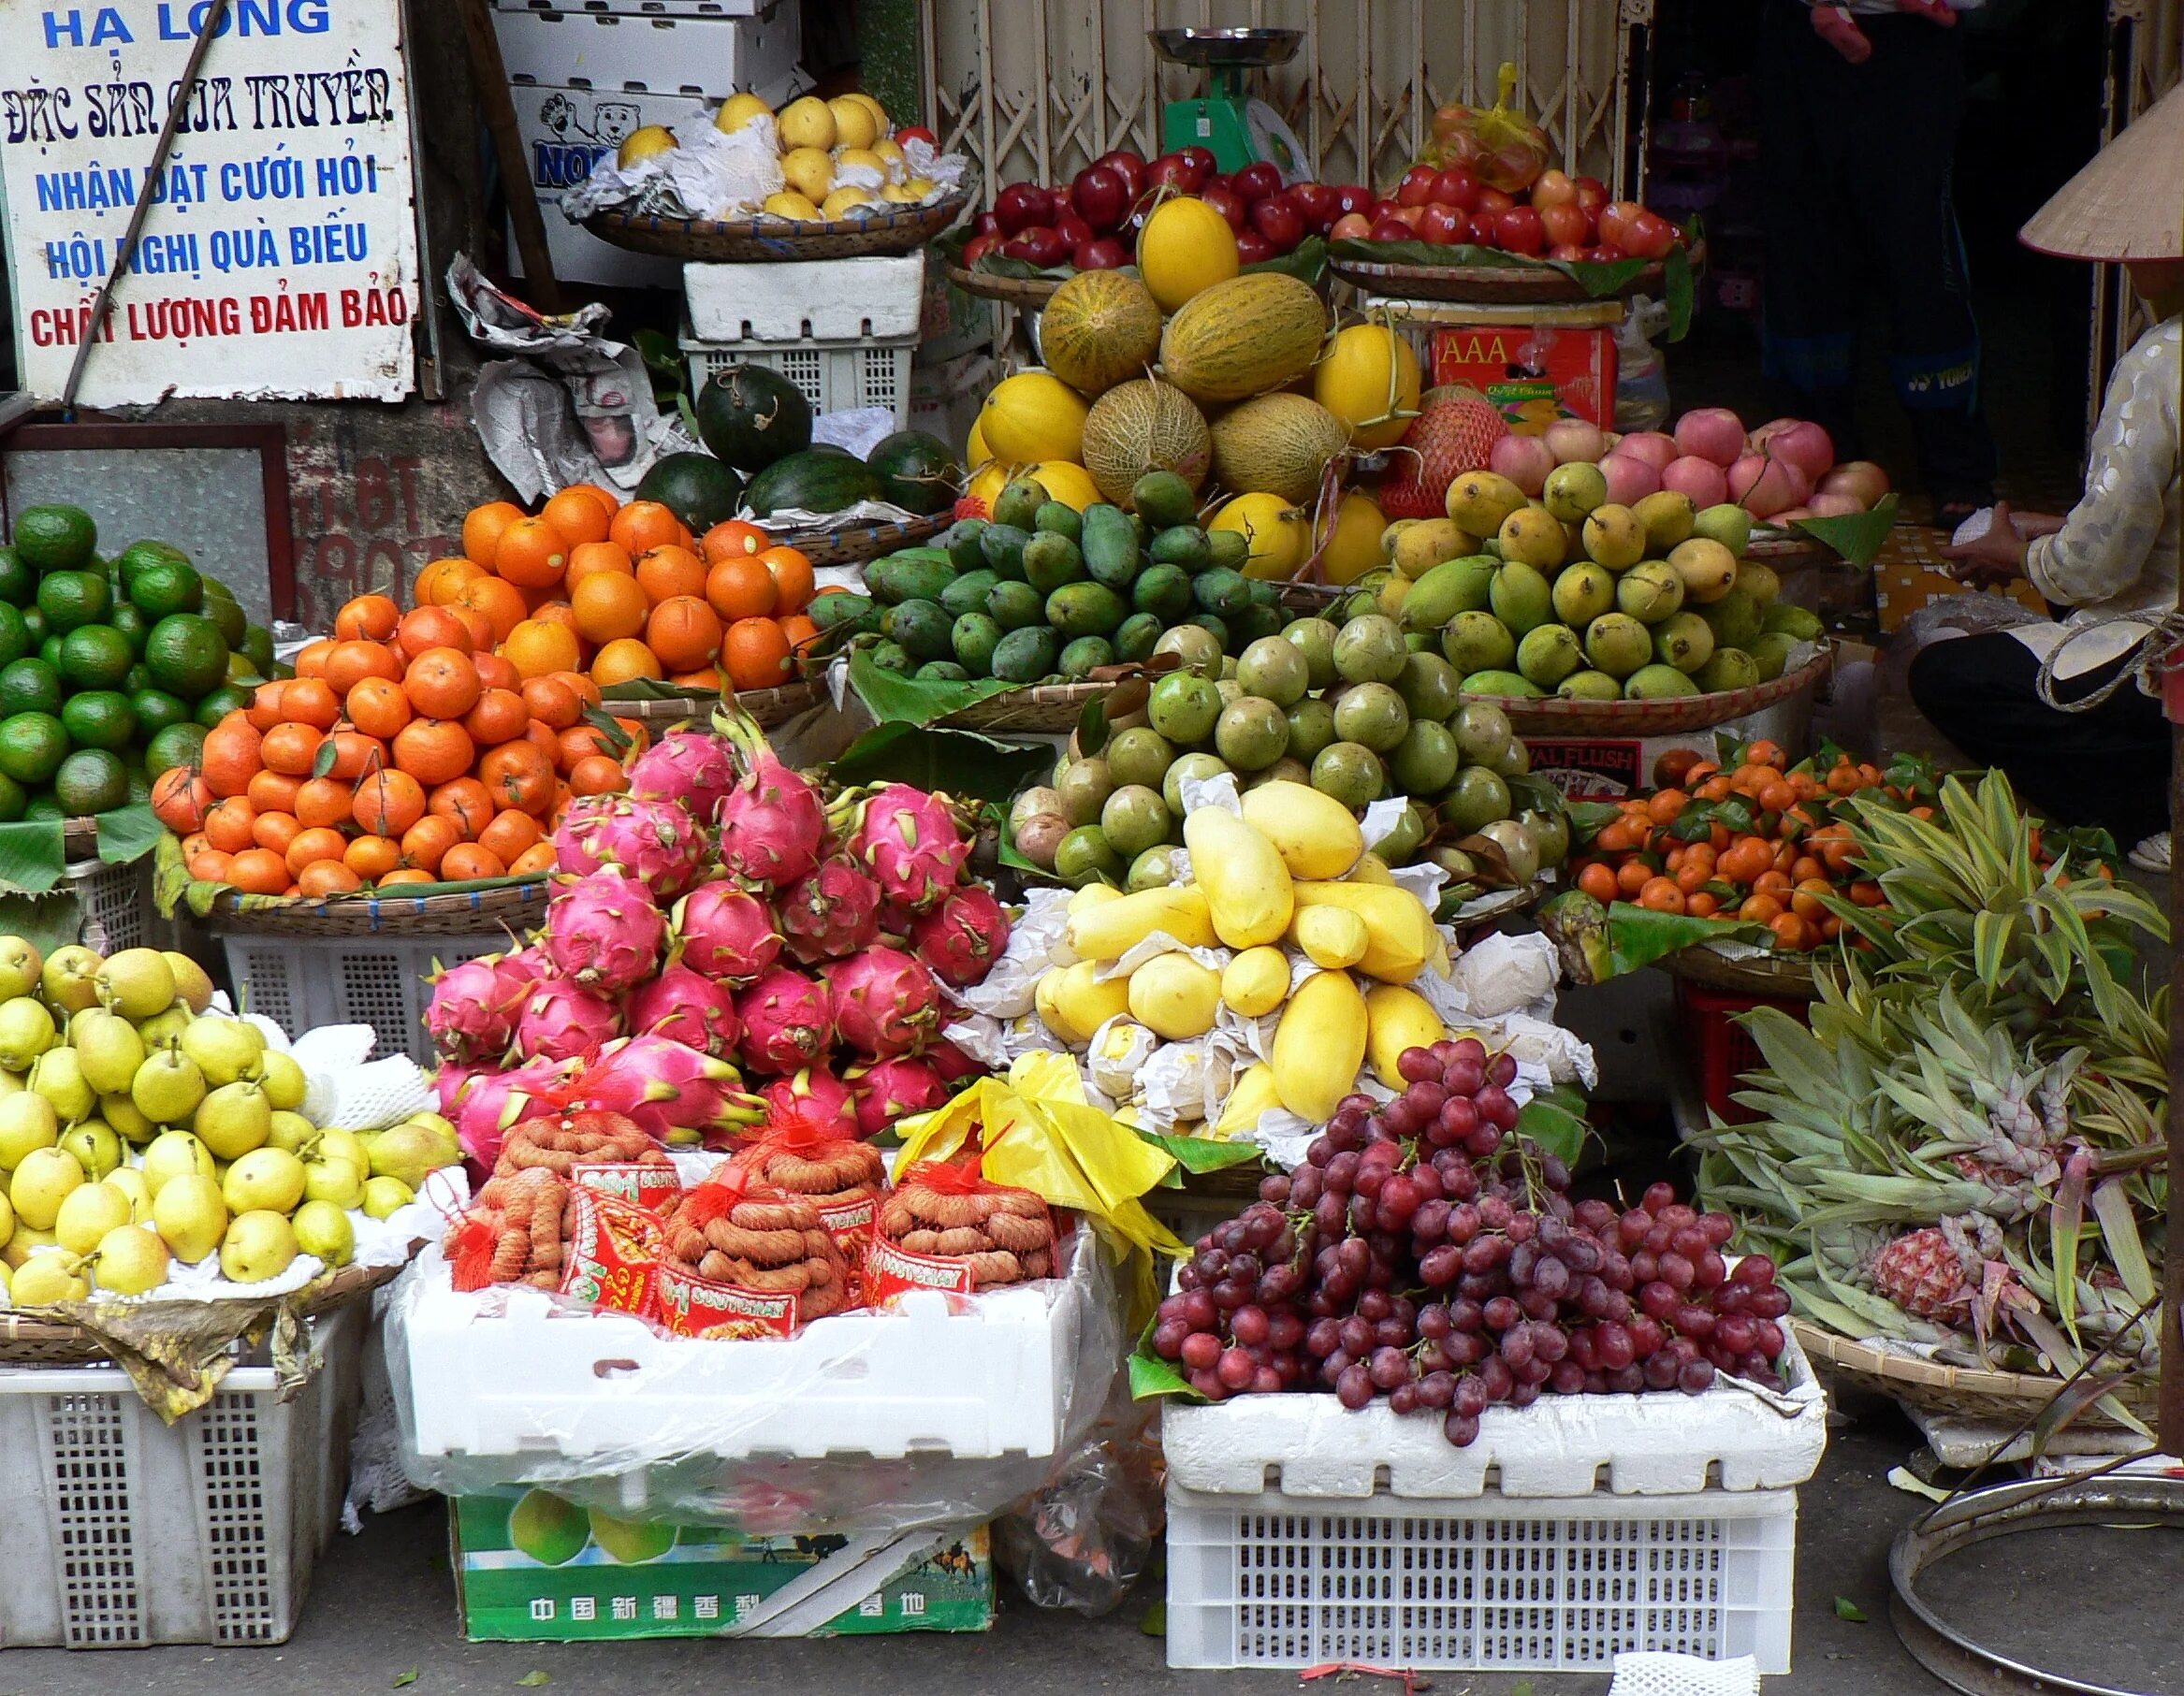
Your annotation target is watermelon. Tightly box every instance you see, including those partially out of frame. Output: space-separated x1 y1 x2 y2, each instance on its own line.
744 449 884 520
693 365 812 471
633 453 744 533
865 430 962 515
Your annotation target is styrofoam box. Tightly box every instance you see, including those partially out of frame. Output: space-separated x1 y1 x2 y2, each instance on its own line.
497 0 767 17
399 1246 1085 1463
0 1301 365 1647
505 81 706 287
1165 1485 1798 1674
495 4 801 101
683 326 915 425
219 931 498 1065
684 254 925 342
1161 1327 1825 1500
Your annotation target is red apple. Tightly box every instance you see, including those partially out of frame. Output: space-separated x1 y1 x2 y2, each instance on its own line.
896 125 939 149
1476 185 1515 216
1588 243 1627 263
1597 200 1643 249
1145 153 1197 194
1002 226 1068 266
1373 198 1407 223
1201 183 1249 231
1466 211 1502 246
1540 201 1590 248
1070 165 1129 233
1369 215 1415 242
961 231 1001 266
1624 210 1677 260
1420 203 1466 244
1073 236 1128 269
1531 168 1576 210
1095 150 1145 199
1332 183 1376 219
1178 146 1216 184
1235 161 1284 203
1390 204 1426 231
1332 211 1374 240
1235 227 1275 263
973 210 1001 239
1289 181 1339 233
1573 176 1609 219
1495 205 1546 255
1396 164 1440 207
1431 167 1480 210
1052 210 1093 250
1547 241 1589 262
993 182 1053 236
1251 195 1305 252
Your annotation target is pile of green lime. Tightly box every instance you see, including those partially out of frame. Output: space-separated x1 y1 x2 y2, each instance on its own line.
0 503 276 821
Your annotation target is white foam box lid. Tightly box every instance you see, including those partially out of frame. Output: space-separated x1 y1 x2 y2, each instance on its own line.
495 4 801 101
684 254 925 342
495 0 769 18
399 1247 1085 1464
1160 1326 1826 1499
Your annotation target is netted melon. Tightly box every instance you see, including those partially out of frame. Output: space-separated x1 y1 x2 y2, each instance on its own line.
1159 273 1328 404
1081 379 1212 506
1039 271 1160 398
1208 393 1351 503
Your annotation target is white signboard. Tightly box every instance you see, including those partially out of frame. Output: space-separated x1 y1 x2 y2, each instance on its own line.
0 0 419 406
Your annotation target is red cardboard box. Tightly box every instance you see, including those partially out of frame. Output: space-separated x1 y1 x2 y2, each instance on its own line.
1430 324 1618 432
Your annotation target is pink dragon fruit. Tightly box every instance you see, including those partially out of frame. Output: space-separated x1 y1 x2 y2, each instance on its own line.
623 964 743 1058
553 793 706 900
850 1055 952 1138
909 885 1012 988
450 1056 577 1167
628 726 740 830
926 1037 983 1082
734 966 835 1074
434 1062 480 1121
424 953 526 1064
514 978 623 1063
777 855 883 964
672 880 783 982
875 896 919 944
715 709 825 886
760 1067 860 1137
839 784 971 911
576 1034 763 1146
543 869 665 993
824 946 942 1058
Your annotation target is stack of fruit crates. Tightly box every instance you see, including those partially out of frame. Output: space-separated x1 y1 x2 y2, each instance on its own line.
680 254 925 428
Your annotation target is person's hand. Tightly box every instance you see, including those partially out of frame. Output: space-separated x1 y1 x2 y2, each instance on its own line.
1939 500 2031 587
2012 510 2068 538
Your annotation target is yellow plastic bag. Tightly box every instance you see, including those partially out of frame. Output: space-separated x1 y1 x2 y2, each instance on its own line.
1428 62 1549 195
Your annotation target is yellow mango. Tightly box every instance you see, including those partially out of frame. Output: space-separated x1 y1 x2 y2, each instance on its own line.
1183 808 1293 948
1363 983 1445 1088
1042 961 1131 1045
1271 970 1368 1121
1127 954 1222 1040
1346 852 1397 886
1291 906 1369 970
1221 946 1290 1017
1290 881 1435 983
1070 883 1125 917
1240 781 1364 880
1033 967 1082 1044
1214 1062 1283 1138
1066 884 1216 960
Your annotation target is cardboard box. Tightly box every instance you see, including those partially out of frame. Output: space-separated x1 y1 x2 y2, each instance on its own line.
495 5 802 100
453 1496 993 1641
1873 554 2046 634
1429 323 1618 431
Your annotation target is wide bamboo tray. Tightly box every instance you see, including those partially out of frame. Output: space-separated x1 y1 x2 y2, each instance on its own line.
941 678 1136 734
784 512 948 569
0 1260 400 1364
1660 942 1824 998
1328 243 1693 305
1463 647 1832 736
587 192 970 262
944 263 1061 307
1791 1321 2155 1428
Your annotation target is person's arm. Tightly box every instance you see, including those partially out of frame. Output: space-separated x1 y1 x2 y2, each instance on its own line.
2022 329 2178 607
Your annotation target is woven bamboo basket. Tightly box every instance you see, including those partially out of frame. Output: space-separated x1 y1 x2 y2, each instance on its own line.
944 264 1061 307
784 512 948 569
1463 647 1832 737
586 191 970 262
0 1260 400 1364
940 677 1140 734
602 691 717 726
1790 1321 2156 1428
197 877 548 939
1659 942 1824 998
1327 242 1696 305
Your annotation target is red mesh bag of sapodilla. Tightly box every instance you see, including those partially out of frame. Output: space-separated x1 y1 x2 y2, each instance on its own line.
869 1153 1057 1300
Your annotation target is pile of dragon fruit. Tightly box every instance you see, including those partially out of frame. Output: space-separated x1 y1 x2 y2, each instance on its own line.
427 713 1012 1158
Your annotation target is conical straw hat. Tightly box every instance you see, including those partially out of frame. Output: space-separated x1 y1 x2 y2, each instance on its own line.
2021 79 2184 261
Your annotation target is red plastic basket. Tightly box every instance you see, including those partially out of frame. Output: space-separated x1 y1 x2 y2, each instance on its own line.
1674 980 1811 1123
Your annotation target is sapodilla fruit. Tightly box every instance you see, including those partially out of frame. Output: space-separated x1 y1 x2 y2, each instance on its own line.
1377 388 1507 521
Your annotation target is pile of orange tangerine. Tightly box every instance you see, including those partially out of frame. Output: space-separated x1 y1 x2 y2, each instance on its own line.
418 485 817 694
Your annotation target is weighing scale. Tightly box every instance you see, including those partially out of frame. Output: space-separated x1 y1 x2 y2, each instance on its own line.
1151 27 1312 180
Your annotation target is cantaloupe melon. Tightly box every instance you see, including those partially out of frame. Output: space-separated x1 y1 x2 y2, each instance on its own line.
1160 274 1328 404
1137 196 1240 312
1314 324 1421 451
978 370 1089 465
1080 379 1212 506
1208 393 1351 503
1211 492 1311 580
1040 271 1160 398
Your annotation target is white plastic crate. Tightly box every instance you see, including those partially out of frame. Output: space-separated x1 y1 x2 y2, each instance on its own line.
0 1300 365 1647
682 327 916 427
1165 1485 1798 1675
216 931 499 1065
683 253 925 342
494 5 802 101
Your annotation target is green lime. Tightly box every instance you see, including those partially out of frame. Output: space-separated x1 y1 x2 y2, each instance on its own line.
0 660 62 718
58 625 134 690
37 635 63 673
225 651 259 686
115 540 190 592
128 559 203 620
61 691 136 752
0 547 32 609
36 571 110 634
199 581 248 649
0 605 30 671
145 722 207 775
242 626 275 677
196 685 253 729
0 713 68 786
0 772 27 822
22 794 61 823
143 614 229 701
132 689 189 740
109 602 151 657
52 748 127 815
21 606 47 645
12 505 96 573
125 664 152 695
125 767 150 805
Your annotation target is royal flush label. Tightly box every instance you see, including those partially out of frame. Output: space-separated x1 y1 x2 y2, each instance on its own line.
0 0 419 404
558 1190 663 1320
653 1263 797 1341
866 1237 975 1305
570 1162 681 1214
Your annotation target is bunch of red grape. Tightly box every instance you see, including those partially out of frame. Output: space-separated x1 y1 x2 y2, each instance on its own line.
1149 1037 1791 1446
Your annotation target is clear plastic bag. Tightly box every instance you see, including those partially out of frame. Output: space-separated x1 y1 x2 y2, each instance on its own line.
1427 62 1550 194
992 1386 1162 1616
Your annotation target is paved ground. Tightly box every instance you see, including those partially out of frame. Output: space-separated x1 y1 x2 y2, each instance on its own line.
9 1384 2178 1695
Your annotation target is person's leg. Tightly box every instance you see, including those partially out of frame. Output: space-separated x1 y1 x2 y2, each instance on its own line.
1907 633 2169 841
1842 16 1997 515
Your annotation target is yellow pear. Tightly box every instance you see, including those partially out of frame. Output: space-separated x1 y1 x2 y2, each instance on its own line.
140 1129 213 1196
54 1181 131 1255
779 145 834 201
164 951 215 1014
828 95 880 150
615 124 678 170
762 190 823 223
776 94 836 152
11 1147 83 1231
151 1173 226 1264
713 91 774 136
219 1210 297 1284
91 1225 168 1296
224 1147 306 1215
12 1251 88 1304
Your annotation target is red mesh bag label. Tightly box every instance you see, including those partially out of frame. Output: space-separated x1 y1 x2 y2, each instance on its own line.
655 1262 798 1339
817 1193 877 1289
866 1236 976 1303
557 1189 663 1319
570 1161 681 1212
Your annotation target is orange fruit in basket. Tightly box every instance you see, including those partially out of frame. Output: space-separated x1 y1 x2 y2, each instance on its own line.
705 557 777 621
758 545 814 614
354 768 426 837
430 776 495 841
541 488 612 548
508 841 560 877
227 848 290 895
473 651 521 693
204 796 257 853
670 666 723 690
415 558 483 607
400 815 459 876
334 594 400 643
259 723 324 776
555 671 604 709
463 500 526 567
294 776 354 830
404 648 483 719
558 723 620 770
292 642 335 681
590 638 662 689
252 810 302 857
327 731 387 784
443 843 507 882
569 482 621 513
565 540 634 589
245 770 302 817
201 718 263 799
446 605 497 655
464 689 530 747
646 597 721 672
152 768 212 833
393 719 474 787
572 571 650 644
635 544 706 605
477 809 541 866
344 835 401 881
700 519 769 562
284 827 349 877
246 681 287 732
568 754 628 797
519 674 583 731
609 500 683 557
779 615 819 654
503 618 582 680
398 605 472 660
188 849 236 885
481 742 557 816
722 617 794 691
380 868 434 887
323 640 401 696
345 677 412 741
282 677 342 732
451 575 527 645
298 862 363 897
